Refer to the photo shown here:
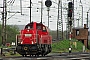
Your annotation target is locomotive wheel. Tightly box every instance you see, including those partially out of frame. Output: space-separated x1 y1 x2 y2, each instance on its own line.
22 55 27 57
41 54 45 56
29 55 31 57
22 55 24 57
48 45 52 53
25 55 27 57
44 45 48 55
29 54 34 57
41 45 47 56
35 54 39 57
35 55 36 57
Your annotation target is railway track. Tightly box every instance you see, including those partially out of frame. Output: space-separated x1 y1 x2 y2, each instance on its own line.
1 52 90 60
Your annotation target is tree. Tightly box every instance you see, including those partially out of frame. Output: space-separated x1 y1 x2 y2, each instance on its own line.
49 30 68 40
0 25 19 45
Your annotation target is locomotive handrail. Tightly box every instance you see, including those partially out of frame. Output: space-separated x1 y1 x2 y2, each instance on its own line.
16 34 21 46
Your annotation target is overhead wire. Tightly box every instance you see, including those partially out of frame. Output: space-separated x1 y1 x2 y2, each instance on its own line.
7 0 15 5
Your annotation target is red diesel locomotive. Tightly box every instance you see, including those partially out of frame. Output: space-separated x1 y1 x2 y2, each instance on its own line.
16 22 52 56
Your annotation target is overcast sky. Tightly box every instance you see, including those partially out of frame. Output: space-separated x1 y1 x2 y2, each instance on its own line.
0 0 90 30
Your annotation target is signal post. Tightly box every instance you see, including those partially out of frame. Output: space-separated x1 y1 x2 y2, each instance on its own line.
1 0 7 56
45 0 52 28
68 2 73 53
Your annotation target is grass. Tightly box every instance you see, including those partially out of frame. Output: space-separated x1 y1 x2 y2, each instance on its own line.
51 39 88 53
5 52 21 57
0 39 89 57
0 46 21 57
0 51 21 57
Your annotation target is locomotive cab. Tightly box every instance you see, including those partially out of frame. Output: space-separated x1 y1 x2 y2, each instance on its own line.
16 22 52 56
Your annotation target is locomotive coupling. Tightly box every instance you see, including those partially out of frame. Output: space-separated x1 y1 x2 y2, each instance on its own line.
24 47 28 50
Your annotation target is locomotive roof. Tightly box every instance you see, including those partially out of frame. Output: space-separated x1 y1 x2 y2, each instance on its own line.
24 22 47 29
26 22 45 26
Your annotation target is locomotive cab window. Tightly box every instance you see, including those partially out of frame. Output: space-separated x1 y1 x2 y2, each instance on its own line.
37 26 41 30
27 26 30 29
42 27 47 32
25 25 33 29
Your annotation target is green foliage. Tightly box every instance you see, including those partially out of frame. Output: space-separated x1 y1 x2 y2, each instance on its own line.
88 40 90 49
49 30 57 39
49 30 68 40
6 25 19 43
52 39 87 52
0 25 19 45
4 52 21 57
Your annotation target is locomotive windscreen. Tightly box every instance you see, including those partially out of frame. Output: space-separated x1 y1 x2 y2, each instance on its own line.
25 23 33 29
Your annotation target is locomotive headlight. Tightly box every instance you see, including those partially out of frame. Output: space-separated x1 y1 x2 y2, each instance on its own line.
21 41 23 44
32 41 34 44
25 34 32 37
